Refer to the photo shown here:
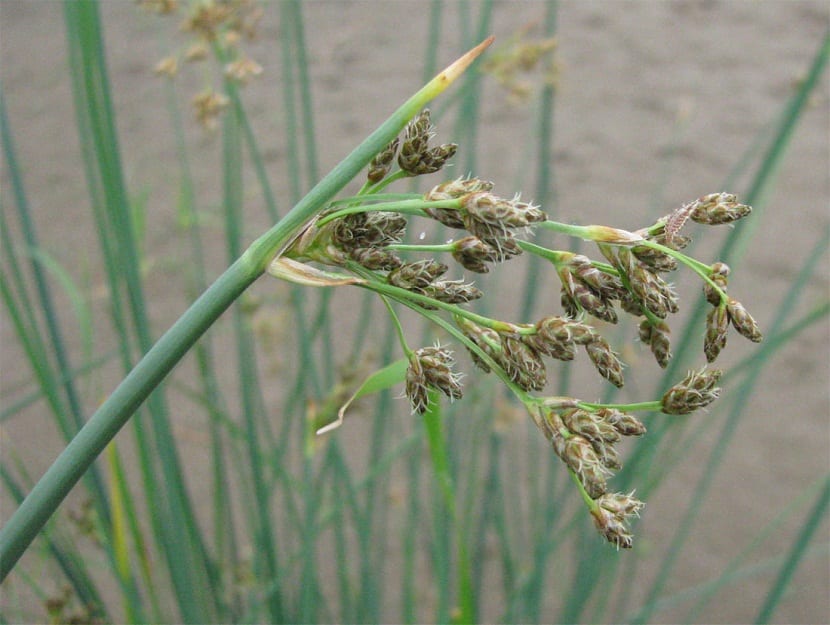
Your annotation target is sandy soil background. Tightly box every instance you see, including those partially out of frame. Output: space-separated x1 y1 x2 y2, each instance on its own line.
2 1 829 623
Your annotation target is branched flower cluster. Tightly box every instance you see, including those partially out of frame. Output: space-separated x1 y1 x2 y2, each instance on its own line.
272 109 764 548
138 0 264 129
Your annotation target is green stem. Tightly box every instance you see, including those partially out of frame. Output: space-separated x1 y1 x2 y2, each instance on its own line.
316 197 461 227
538 219 607 240
0 37 494 580
422 399 476 625
578 400 663 413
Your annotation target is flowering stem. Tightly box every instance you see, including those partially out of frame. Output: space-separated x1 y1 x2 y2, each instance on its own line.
0 37 495 581
316 197 460 227
578 400 663 413
571 468 599 511
380 295 414 359
636 239 727 301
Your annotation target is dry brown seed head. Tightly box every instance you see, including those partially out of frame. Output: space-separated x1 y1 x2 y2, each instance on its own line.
586 338 624 388
632 244 678 273
596 408 646 436
640 319 672 368
501 335 547 392
704 305 729 363
727 299 763 342
426 280 483 304
388 260 447 291
368 138 400 184
662 368 722 415
425 177 495 201
558 436 609 499
690 192 752 225
224 56 263 85
407 143 458 175
192 89 229 130
590 492 645 549
349 247 402 271
560 408 621 445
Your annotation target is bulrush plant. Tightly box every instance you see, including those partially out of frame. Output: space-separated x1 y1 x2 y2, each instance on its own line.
270 110 763 548
0 32 765 589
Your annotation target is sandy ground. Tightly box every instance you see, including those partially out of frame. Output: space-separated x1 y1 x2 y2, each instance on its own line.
2 1 829 623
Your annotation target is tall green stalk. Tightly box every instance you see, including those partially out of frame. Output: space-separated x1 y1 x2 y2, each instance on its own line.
0 34 494 581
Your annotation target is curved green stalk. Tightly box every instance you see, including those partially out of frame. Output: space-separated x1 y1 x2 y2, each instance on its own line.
0 37 494 581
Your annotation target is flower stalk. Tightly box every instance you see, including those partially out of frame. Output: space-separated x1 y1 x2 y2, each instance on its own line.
0 37 494 581
271 105 763 548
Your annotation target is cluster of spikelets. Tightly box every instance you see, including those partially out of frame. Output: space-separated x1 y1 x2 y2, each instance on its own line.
277 110 762 548
138 0 264 129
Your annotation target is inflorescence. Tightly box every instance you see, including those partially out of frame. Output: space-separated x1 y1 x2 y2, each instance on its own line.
272 109 763 549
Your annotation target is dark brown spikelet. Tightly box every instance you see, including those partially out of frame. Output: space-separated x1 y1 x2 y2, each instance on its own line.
426 279 483 304
662 368 722 415
387 260 447 292
704 304 729 363
552 435 609 499
591 492 645 549
501 334 547 392
639 319 672 368
689 192 752 225
451 236 522 273
405 346 464 414
367 138 400 183
704 262 730 306
727 299 763 343
596 408 646 436
585 337 624 388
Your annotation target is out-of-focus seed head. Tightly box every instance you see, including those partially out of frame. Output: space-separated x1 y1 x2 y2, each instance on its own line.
138 0 179 15
224 55 263 85
192 89 229 130
662 368 722 415
367 138 400 184
184 42 209 62
560 286 581 319
154 56 179 78
704 305 729 363
727 299 763 343
690 192 752 225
